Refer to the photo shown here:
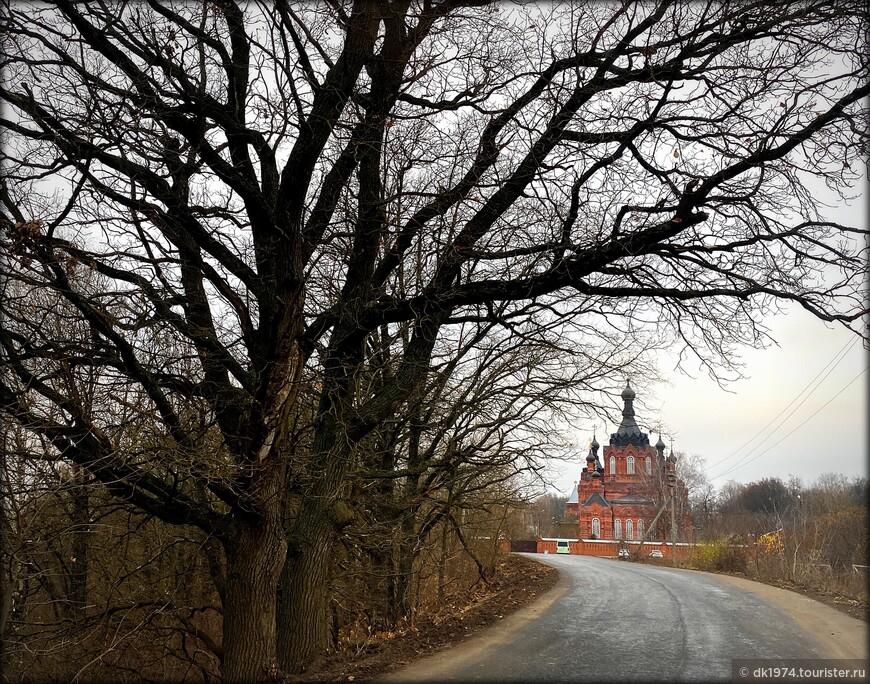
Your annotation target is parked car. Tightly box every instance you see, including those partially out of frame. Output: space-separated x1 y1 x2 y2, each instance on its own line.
648 549 664 558
618 548 630 560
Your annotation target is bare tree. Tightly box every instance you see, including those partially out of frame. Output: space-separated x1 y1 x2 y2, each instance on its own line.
668 450 709 537
333 309 618 632
1 1 868 679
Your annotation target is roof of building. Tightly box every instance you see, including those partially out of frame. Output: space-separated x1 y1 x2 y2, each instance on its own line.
540 538 580 542
610 380 650 447
567 484 579 504
581 492 610 507
610 494 656 505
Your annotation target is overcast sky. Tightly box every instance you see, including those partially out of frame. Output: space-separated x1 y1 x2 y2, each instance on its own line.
550 177 868 496
653 307 867 488
550 308 867 495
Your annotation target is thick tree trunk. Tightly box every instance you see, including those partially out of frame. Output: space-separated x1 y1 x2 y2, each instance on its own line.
221 515 286 683
276 517 334 674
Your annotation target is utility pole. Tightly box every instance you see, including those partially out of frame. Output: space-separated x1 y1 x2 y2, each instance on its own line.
637 493 671 559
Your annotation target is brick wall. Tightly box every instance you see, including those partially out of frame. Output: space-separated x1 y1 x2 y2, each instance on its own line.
536 538 695 560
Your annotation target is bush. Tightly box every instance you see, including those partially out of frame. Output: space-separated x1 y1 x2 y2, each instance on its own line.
690 537 747 573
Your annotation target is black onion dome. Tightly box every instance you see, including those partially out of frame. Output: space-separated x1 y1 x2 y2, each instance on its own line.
610 381 649 447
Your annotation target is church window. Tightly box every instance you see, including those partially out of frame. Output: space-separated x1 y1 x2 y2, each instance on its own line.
609 456 616 474
627 456 635 474
614 519 622 539
592 518 600 538
638 519 644 539
626 519 634 540
645 456 651 474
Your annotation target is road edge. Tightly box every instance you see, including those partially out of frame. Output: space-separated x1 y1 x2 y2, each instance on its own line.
379 554 570 682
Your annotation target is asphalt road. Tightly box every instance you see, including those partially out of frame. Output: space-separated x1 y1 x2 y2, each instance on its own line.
385 554 868 682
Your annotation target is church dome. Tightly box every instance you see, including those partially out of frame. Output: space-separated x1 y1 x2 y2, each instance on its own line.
610 380 648 447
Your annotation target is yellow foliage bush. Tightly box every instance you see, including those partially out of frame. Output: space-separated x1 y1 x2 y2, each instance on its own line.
690 537 747 573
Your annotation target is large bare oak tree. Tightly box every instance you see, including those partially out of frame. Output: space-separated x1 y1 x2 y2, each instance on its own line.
1 0 867 680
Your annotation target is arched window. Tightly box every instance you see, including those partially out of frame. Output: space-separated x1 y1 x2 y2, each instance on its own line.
627 455 635 475
609 455 616 474
592 518 600 538
614 519 622 540
645 456 651 474
626 519 634 540
637 519 644 539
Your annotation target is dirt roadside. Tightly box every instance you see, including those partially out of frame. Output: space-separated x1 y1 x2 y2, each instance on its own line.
285 554 559 683
287 553 866 682
643 559 869 624
714 573 868 660
703 570 868 623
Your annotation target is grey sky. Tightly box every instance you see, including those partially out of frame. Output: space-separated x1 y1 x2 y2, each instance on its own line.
551 316 866 495
655 309 867 488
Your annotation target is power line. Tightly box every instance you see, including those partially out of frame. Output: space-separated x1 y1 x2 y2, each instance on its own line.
704 334 858 473
708 337 858 476
710 364 868 481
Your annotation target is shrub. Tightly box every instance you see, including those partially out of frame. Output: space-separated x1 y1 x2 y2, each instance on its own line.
690 537 747 573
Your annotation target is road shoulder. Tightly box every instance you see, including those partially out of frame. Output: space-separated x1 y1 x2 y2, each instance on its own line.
380 555 570 682
711 572 868 659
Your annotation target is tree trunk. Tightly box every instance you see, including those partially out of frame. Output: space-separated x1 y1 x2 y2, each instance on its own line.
394 415 422 626
67 465 89 615
277 516 334 674
365 540 392 633
0 450 11 684
437 483 454 605
394 509 417 625
221 515 286 683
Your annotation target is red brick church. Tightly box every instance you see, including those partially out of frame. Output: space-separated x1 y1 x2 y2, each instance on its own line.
564 382 692 543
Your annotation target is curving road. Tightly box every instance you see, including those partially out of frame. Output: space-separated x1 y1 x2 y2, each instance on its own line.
384 554 868 682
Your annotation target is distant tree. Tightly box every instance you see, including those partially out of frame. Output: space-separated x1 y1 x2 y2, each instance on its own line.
525 493 569 538
794 474 869 572
815 507 868 570
716 477 796 539
668 453 716 537
2 1 868 678
804 472 869 515
692 481 718 532
718 480 746 509
0 281 224 681
739 477 793 518
330 318 594 633
848 477 869 508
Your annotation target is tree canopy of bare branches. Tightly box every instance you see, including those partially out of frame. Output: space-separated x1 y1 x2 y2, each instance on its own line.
1 1 867 680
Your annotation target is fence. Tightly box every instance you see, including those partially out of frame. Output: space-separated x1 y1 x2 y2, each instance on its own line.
535 537 694 560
